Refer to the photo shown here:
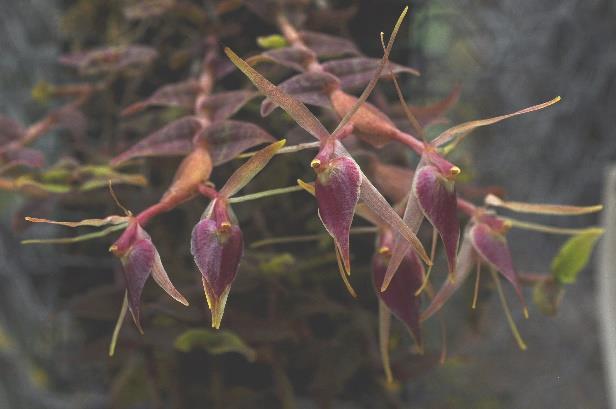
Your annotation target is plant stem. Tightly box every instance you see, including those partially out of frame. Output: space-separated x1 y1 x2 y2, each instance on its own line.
228 185 304 203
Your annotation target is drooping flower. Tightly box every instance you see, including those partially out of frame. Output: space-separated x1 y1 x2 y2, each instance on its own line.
110 219 189 332
311 137 361 273
191 198 243 329
372 228 424 343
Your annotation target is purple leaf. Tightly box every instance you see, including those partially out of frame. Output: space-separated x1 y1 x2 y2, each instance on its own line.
421 234 475 321
3 147 45 169
122 80 200 116
323 57 419 91
225 47 330 141
299 31 361 58
59 45 158 75
260 72 339 117
373 230 424 342
123 0 175 20
413 164 459 274
111 116 203 166
253 47 316 72
469 222 525 306
196 120 276 166
0 115 25 144
191 201 244 328
197 90 257 122
313 155 361 273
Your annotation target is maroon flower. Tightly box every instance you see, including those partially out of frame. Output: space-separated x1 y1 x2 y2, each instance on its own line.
372 228 424 343
110 220 188 332
191 198 244 329
311 139 361 273
413 161 459 275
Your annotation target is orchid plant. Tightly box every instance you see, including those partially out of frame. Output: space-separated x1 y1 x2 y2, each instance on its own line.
12 1 603 401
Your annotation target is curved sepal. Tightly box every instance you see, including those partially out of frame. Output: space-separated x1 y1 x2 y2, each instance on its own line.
470 223 526 308
314 156 361 273
413 165 459 275
373 231 424 343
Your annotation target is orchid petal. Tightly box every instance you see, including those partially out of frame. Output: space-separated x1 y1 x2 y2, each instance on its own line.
315 156 361 273
470 223 526 308
413 165 459 274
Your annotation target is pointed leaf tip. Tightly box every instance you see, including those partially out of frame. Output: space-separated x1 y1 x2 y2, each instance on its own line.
219 139 286 198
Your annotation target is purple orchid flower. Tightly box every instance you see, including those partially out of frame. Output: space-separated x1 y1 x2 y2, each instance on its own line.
110 219 189 332
372 228 424 344
191 198 243 329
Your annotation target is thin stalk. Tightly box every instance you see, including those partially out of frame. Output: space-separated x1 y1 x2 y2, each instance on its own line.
472 261 481 309
236 141 320 159
250 226 378 248
21 223 128 245
378 300 394 384
109 291 129 357
489 268 527 351
228 185 303 203
504 218 604 236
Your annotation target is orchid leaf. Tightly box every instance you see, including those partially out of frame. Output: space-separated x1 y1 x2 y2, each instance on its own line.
59 45 157 75
197 120 276 166
220 140 286 198
260 72 339 117
14 176 71 194
174 328 256 361
123 0 175 20
224 47 330 141
485 194 603 216
551 229 603 284
413 165 459 274
0 115 25 143
433 97 561 148
323 57 419 91
249 46 314 72
197 90 257 122
256 34 288 49
122 80 199 116
401 85 461 128
299 31 361 58
110 116 202 166
2 147 45 169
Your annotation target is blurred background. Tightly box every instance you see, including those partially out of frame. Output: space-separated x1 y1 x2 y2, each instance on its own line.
1 0 614 408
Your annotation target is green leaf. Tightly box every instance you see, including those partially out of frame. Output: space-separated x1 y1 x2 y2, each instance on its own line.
257 34 288 49
551 229 603 284
174 328 256 361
